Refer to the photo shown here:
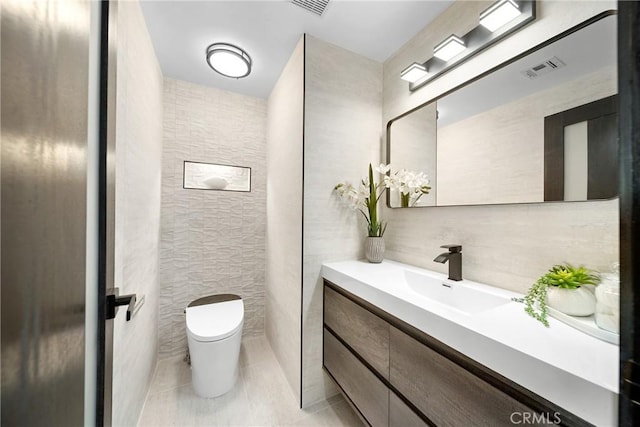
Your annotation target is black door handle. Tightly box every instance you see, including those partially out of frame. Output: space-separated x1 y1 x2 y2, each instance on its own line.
106 288 137 321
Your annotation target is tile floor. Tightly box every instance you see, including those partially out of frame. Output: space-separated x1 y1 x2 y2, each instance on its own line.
138 335 364 426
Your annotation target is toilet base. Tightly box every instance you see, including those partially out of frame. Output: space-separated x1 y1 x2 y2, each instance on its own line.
187 328 242 398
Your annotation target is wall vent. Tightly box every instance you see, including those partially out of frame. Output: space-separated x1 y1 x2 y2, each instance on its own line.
291 0 330 16
521 56 566 80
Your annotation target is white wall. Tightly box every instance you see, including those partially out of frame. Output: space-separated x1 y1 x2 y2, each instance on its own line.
302 35 383 407
159 78 267 358
382 0 618 295
112 1 163 425
264 35 383 407
265 37 305 401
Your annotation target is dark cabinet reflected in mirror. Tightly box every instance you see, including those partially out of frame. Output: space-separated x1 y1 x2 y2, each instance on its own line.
544 95 618 201
387 12 617 208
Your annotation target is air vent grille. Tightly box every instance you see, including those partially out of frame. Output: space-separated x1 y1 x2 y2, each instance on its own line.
521 56 566 80
291 0 330 16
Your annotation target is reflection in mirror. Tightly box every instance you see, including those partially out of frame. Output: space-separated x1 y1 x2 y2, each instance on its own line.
388 12 617 208
388 103 437 207
183 161 251 192
544 95 618 201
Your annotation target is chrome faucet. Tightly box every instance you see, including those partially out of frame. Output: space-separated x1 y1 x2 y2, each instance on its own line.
433 244 462 281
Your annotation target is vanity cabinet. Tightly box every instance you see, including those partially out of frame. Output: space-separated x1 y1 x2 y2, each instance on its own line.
323 280 588 427
389 393 426 427
324 330 389 426
324 286 389 379
390 327 535 427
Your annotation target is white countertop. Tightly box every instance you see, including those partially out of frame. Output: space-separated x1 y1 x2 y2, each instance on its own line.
322 259 619 427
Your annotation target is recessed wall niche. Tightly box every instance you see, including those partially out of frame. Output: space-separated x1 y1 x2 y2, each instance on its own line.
183 160 251 192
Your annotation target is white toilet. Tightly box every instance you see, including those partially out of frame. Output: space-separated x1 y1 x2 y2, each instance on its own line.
185 294 244 398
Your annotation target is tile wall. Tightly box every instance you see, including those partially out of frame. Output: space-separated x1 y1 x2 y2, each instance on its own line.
302 35 383 407
265 37 305 401
160 78 267 358
112 1 164 425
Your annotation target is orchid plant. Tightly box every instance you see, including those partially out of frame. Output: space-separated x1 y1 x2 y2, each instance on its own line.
334 164 391 237
388 169 431 207
333 163 432 236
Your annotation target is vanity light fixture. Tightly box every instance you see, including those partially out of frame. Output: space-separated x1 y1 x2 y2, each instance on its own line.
433 35 466 62
400 0 535 92
400 63 428 83
479 0 522 32
206 43 252 79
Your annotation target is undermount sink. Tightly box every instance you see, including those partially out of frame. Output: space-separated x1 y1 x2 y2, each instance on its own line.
403 270 510 315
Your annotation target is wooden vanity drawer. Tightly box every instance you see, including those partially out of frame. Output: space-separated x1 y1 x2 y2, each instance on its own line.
389 392 429 427
389 327 542 427
324 329 389 427
324 285 390 379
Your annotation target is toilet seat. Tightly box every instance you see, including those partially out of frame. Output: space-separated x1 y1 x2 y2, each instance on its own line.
186 299 244 342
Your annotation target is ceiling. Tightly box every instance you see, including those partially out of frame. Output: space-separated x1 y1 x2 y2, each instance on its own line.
139 0 453 99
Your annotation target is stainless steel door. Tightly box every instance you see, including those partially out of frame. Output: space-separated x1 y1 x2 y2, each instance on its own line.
1 0 91 425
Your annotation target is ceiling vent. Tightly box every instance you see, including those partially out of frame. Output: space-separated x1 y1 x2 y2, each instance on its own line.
291 0 330 16
521 56 566 80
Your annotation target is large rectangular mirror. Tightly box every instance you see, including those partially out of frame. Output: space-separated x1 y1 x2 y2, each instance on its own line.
388 12 617 208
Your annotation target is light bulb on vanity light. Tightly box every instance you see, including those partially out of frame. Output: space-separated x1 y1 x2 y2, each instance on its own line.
479 0 521 32
433 35 466 62
400 63 428 83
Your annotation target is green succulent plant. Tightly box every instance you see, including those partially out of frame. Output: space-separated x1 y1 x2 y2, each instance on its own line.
513 264 600 327
542 264 599 289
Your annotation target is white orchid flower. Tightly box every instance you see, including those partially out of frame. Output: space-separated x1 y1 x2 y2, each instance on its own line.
375 163 392 174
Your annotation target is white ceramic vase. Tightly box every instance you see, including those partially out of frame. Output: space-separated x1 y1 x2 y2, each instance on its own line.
546 286 596 316
365 237 385 263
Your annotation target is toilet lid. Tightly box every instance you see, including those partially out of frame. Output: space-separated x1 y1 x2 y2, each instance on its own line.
186 299 244 342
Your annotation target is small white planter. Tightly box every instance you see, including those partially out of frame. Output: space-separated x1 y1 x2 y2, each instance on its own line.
365 237 385 263
546 286 596 316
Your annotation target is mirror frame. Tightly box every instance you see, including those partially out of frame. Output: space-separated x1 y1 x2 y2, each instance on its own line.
386 10 618 209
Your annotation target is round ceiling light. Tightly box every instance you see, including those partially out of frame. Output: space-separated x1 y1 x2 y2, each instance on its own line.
206 43 252 79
